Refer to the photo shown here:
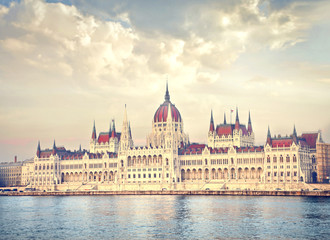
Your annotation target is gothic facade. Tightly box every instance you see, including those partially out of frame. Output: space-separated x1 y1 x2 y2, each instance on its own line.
24 84 327 191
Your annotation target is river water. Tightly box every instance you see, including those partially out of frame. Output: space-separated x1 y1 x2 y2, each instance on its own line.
0 195 329 239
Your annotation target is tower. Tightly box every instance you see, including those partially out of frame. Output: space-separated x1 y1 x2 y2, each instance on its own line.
208 110 215 148
147 82 189 148
248 111 253 133
52 140 56 155
90 121 97 153
266 126 272 146
119 105 134 152
36 141 41 158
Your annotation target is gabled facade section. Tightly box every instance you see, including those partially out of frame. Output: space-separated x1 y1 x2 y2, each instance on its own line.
264 126 314 184
90 120 121 154
208 108 254 148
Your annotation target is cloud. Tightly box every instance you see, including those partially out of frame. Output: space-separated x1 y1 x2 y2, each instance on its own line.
248 75 270 83
1 0 330 161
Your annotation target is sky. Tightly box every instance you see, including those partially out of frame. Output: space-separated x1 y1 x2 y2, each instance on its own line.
0 0 330 162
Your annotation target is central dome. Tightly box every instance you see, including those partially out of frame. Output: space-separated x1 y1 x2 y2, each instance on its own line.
154 102 182 123
153 83 182 123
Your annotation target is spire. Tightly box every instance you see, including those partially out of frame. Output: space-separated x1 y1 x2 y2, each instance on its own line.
235 107 240 130
52 139 57 155
248 110 253 133
113 119 116 132
109 121 112 135
123 104 128 123
266 126 272 145
293 124 297 137
37 141 41 157
293 124 298 143
92 120 97 140
129 121 132 138
111 119 116 138
224 112 227 124
165 80 170 102
79 144 82 152
209 110 215 132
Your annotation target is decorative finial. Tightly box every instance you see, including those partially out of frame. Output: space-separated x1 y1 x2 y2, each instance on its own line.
165 79 170 101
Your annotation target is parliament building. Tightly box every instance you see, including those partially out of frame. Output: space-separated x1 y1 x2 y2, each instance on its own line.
3 84 329 191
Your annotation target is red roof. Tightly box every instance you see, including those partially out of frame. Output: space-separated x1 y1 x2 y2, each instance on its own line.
154 102 181 123
216 124 249 136
216 125 233 136
97 132 121 143
272 139 293 148
98 133 110 143
188 144 206 149
301 133 318 149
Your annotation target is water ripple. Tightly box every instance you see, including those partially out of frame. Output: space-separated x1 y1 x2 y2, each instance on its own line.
0 196 329 239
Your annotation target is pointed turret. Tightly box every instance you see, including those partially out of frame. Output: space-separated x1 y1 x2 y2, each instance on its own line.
129 121 132 138
79 144 82 152
109 121 112 136
120 105 133 151
111 119 116 138
164 80 170 102
52 139 57 155
224 112 227 125
248 111 253 133
209 110 215 132
266 126 272 145
292 124 298 143
91 120 97 140
37 141 41 157
123 104 128 123
235 107 240 130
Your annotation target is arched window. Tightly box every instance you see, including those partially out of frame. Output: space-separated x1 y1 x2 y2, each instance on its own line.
267 156 270 163
286 155 290 163
166 159 169 166
280 155 283 163
293 155 297 162
205 159 208 165
273 156 277 163
312 156 316 164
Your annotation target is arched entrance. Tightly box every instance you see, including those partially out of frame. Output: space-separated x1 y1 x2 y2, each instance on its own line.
312 172 317 183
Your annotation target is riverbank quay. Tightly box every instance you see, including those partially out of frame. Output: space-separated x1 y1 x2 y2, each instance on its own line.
1 190 329 197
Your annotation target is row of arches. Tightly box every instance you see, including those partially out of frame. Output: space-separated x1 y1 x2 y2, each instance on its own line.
61 171 117 183
181 167 263 181
127 155 165 167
